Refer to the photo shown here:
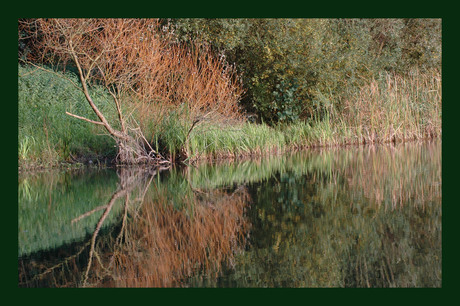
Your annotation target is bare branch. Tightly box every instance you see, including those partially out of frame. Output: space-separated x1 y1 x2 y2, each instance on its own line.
65 112 105 126
20 18 243 165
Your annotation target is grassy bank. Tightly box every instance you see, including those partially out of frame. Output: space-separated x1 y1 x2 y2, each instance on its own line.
176 69 441 162
18 65 441 169
18 65 117 170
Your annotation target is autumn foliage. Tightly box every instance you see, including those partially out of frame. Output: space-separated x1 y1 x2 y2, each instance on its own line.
19 19 243 163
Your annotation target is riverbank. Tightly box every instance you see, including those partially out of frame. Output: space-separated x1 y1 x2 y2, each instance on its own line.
18 66 441 171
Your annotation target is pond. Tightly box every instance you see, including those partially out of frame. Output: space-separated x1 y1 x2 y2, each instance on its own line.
18 140 441 288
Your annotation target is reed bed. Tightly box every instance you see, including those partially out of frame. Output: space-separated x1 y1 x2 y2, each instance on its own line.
339 70 441 144
152 69 441 163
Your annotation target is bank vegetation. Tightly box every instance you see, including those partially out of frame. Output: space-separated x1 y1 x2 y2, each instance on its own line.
18 18 441 170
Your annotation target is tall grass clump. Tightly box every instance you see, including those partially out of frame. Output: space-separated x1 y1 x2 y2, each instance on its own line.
18 65 117 169
339 70 441 144
184 121 286 161
116 39 245 162
275 70 441 150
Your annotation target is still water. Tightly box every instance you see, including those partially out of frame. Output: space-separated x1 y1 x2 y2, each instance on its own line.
18 141 441 287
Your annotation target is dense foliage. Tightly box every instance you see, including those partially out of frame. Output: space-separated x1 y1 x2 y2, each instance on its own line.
168 19 441 123
18 19 442 168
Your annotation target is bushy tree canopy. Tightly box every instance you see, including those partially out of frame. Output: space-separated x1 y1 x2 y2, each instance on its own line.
169 18 441 124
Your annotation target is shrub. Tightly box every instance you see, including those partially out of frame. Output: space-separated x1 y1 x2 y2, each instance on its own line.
169 18 441 124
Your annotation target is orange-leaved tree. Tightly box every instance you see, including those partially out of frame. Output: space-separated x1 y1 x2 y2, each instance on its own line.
19 18 243 164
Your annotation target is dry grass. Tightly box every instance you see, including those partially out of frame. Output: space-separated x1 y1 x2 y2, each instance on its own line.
340 70 441 144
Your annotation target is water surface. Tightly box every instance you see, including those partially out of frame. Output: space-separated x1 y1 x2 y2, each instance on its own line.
18 141 441 287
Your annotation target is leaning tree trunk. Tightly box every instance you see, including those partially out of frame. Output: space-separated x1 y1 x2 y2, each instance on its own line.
20 19 170 166
20 19 243 166
65 41 168 166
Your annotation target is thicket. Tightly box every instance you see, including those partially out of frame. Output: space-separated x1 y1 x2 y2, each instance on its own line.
18 19 442 168
168 18 441 123
18 19 243 167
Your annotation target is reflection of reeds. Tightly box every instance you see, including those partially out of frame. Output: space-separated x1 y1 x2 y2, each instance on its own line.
214 141 441 287
18 169 121 257
187 140 441 210
19 141 440 287
342 209 442 288
339 141 441 210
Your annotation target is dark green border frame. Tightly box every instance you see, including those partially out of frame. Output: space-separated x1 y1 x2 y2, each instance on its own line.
6 1 455 304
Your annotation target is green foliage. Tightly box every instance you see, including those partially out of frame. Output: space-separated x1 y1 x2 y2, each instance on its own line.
169 18 441 123
18 19 442 167
18 65 117 168
273 79 301 123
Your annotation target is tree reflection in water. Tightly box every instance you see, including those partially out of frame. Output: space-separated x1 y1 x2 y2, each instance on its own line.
18 167 250 287
18 141 441 287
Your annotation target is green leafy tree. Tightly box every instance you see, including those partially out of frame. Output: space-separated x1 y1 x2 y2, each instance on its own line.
168 18 441 124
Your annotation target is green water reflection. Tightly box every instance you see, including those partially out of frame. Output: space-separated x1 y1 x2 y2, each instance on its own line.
18 141 441 287
18 169 120 256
